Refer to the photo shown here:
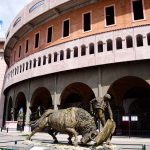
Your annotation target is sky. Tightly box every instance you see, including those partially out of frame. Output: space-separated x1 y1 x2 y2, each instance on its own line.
0 0 33 38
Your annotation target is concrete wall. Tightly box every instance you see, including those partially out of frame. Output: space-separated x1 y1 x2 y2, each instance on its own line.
6 0 150 66
4 59 150 124
0 48 7 127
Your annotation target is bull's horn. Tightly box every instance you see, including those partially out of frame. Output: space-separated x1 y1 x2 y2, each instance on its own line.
95 119 116 146
90 130 98 140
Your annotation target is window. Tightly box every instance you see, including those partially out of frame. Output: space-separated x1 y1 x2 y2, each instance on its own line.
136 34 143 47
89 43 94 54
43 56 46 65
66 49 71 59
132 0 144 21
54 52 58 62
38 57 41 66
26 62 28 70
48 54 51 63
22 63 25 72
60 51 64 61
20 65 22 73
47 26 53 43
116 37 122 50
63 19 70 38
25 40 29 53
74 47 78 57
17 67 19 74
33 59 36 68
105 5 115 26
98 41 103 52
81 45 86 56
107 39 113 51
147 33 150 45
126 36 133 48
19 46 21 58
83 12 91 32
15 68 17 75
29 0 45 13
29 60 32 69
35 33 39 48
13 17 21 28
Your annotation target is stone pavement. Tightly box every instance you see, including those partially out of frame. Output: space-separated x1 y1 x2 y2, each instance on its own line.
0 130 149 149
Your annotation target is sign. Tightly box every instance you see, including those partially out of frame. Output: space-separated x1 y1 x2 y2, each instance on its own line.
131 116 138 121
122 116 129 121
5 121 17 129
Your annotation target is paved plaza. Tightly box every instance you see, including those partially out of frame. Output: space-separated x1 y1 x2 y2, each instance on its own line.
0 130 149 150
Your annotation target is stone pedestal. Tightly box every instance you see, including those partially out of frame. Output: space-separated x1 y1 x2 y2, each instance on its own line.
5 121 18 130
10 140 117 150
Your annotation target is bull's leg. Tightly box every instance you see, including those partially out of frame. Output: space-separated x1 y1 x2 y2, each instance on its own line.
66 128 78 146
68 134 73 144
27 127 42 140
48 129 58 143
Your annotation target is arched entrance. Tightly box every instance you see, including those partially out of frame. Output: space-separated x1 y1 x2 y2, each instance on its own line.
108 76 150 136
7 97 13 121
60 82 95 111
14 92 27 130
30 87 52 121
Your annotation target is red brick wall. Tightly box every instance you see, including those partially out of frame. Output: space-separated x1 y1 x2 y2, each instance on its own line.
10 0 150 65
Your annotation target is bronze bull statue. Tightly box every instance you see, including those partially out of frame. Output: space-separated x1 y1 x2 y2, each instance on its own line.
27 107 115 146
27 107 98 145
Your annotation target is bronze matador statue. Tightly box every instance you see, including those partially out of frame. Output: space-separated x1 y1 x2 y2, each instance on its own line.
90 94 113 127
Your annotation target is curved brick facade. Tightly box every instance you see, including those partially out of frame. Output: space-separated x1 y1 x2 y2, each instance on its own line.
2 0 150 134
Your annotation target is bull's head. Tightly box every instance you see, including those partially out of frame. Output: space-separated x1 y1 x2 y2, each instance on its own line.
81 130 98 144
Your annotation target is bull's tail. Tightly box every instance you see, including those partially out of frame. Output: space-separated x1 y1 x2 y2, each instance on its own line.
29 118 40 128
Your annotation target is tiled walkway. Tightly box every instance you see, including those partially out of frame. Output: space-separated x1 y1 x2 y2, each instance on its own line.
0 130 150 149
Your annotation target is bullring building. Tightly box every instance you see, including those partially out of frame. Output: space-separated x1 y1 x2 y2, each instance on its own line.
1 0 150 135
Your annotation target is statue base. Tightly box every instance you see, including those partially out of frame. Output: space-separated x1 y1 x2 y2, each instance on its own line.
7 140 117 150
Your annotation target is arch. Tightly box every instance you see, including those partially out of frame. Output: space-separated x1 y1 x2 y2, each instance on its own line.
22 63 25 72
73 46 78 57
29 60 32 69
98 41 103 52
60 82 95 111
127 96 150 134
14 92 27 130
38 57 41 66
17 66 19 74
108 76 150 135
136 34 143 47
54 52 58 62
126 36 133 48
20 65 22 73
108 76 150 105
60 50 64 61
107 39 113 51
43 55 46 65
30 87 53 120
7 97 13 121
81 45 86 56
33 59 36 68
147 33 150 45
89 43 94 54
116 37 122 50
26 62 28 70
48 54 51 63
66 48 71 59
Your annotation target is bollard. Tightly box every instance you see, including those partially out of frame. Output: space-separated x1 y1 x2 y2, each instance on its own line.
7 128 8 133
142 144 146 150
1 127 2 132
15 141 17 144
